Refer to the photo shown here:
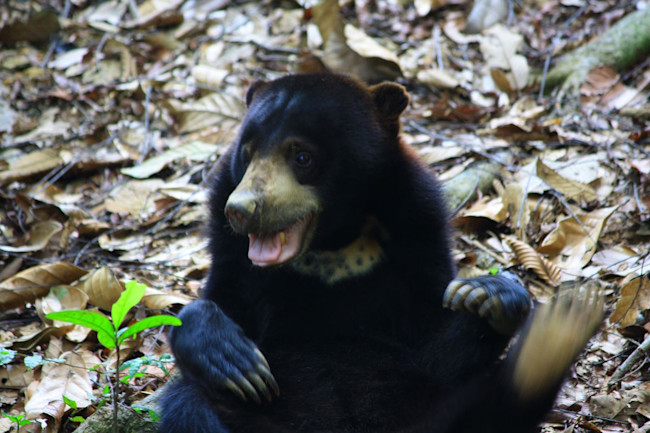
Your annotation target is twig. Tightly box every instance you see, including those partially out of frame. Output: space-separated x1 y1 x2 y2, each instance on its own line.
459 235 510 266
407 120 517 172
608 332 650 387
139 83 153 163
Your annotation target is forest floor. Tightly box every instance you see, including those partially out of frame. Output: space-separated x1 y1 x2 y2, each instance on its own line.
0 0 649 432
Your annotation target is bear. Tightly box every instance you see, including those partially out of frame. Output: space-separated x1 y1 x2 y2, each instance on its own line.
159 73 603 433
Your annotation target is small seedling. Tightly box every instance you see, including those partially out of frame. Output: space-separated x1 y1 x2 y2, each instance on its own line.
2 412 34 432
46 280 182 433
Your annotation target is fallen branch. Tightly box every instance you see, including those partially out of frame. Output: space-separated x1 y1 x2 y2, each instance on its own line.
443 160 501 213
545 8 650 97
608 334 650 389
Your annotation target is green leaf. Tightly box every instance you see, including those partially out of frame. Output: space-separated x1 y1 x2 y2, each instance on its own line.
63 395 77 409
149 409 161 421
0 349 16 366
70 416 86 423
46 310 116 349
2 413 32 426
117 315 181 346
112 280 146 330
24 354 44 370
2 412 18 422
131 405 160 421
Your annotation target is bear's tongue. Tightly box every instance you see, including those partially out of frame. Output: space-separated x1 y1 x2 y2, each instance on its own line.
248 219 307 266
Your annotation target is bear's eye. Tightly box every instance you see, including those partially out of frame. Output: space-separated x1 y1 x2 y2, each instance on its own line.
294 151 313 168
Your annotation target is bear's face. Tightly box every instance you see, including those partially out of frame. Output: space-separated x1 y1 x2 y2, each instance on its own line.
224 74 409 270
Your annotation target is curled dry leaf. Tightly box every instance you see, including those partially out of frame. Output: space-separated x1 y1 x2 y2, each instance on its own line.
82 266 124 311
142 287 192 309
536 158 598 202
609 274 650 328
0 262 87 310
7 326 73 352
0 220 63 253
505 236 562 286
343 24 401 71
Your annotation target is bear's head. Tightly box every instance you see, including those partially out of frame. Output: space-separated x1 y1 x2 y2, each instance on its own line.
224 74 409 274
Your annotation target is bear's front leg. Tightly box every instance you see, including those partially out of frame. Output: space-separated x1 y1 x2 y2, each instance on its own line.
443 273 531 335
170 299 280 403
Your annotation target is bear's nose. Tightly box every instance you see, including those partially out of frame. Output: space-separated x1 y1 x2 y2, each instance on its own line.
225 191 259 232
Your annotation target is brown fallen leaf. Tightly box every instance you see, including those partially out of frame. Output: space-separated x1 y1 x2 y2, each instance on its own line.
166 92 244 135
39 286 91 343
536 158 598 202
0 148 62 185
24 351 96 421
0 262 87 310
479 25 529 91
0 363 34 390
0 220 62 253
6 325 73 352
0 9 60 44
105 178 165 220
538 206 618 270
81 266 124 311
311 0 401 82
142 287 192 309
505 236 562 286
609 274 650 328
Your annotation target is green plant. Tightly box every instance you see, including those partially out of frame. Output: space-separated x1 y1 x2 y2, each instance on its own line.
121 353 174 383
2 412 34 432
0 349 16 366
46 280 181 433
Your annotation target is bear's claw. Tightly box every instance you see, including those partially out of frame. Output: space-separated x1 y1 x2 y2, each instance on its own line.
443 274 531 335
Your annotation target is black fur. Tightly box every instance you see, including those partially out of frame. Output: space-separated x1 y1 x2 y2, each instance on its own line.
160 74 546 433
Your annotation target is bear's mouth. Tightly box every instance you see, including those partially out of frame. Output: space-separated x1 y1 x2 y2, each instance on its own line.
247 213 315 267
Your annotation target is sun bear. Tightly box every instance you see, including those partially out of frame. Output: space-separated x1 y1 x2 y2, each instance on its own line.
159 73 603 433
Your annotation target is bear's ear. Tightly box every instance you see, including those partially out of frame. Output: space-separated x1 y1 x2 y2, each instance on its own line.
245 80 269 107
369 82 409 120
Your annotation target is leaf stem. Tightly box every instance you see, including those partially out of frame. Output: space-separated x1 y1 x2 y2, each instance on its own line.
113 336 119 433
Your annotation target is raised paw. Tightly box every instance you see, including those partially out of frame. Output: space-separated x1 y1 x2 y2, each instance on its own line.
171 299 280 404
443 273 531 335
512 285 604 400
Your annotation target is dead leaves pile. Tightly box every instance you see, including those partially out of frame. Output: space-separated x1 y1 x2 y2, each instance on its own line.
0 0 649 432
